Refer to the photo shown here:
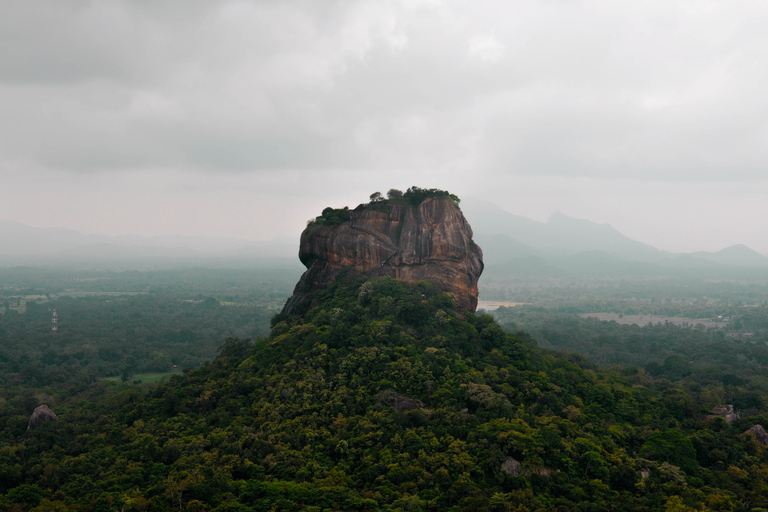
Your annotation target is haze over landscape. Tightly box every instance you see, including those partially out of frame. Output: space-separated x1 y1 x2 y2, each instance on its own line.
8 3 768 511
3 1 768 254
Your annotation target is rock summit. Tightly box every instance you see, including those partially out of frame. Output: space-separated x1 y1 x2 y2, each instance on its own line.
282 190 483 315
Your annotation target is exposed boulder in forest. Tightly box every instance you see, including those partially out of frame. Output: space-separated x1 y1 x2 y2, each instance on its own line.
705 404 739 424
501 457 522 476
26 404 58 432
526 467 553 478
392 396 423 412
744 424 768 445
283 190 483 315
376 390 424 411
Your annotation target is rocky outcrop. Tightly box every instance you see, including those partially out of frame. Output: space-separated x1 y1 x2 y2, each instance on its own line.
27 404 58 432
501 457 522 476
392 396 423 412
744 425 768 445
375 390 424 411
282 197 483 315
704 404 739 424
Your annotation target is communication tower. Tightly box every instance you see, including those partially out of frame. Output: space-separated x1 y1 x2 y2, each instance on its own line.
52 308 58 333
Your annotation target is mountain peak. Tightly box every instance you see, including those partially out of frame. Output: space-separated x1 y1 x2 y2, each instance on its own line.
691 244 768 267
717 244 762 256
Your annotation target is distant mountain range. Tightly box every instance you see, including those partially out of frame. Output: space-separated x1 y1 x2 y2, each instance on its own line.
2 200 767 275
460 198 768 277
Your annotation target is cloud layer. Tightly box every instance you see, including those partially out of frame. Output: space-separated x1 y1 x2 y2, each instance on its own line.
3 1 768 252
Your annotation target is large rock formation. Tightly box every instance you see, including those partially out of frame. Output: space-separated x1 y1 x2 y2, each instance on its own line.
282 196 483 315
705 404 739 424
27 404 58 432
501 457 522 476
744 425 768 445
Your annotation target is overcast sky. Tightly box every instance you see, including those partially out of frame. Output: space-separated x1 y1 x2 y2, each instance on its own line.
3 0 768 253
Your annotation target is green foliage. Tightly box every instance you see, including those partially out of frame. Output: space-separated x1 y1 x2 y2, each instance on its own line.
309 206 352 227
402 186 461 206
640 430 699 474
2 276 768 510
378 187 461 208
0 268 290 389
305 188 462 231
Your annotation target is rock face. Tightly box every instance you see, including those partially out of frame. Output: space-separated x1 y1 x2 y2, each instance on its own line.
744 425 768 445
501 457 522 476
27 404 58 432
705 404 739 424
282 197 483 315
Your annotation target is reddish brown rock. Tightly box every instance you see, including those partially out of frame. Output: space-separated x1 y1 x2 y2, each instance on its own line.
282 197 483 315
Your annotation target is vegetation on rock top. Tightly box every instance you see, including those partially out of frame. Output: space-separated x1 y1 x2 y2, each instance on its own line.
308 187 461 228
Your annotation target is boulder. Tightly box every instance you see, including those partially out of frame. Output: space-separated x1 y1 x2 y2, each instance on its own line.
27 404 58 432
705 404 739 424
501 457 522 476
375 390 424 411
282 197 483 315
744 424 768 445
392 396 423 412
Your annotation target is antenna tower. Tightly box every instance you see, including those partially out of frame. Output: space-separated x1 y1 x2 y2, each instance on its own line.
52 308 58 333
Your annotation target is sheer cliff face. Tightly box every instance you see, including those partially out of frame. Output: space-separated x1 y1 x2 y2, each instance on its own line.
282 197 484 315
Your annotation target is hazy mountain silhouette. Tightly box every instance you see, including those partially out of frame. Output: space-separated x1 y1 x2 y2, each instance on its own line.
461 198 670 262
461 198 768 277
4 204 767 273
690 244 768 267
0 219 296 262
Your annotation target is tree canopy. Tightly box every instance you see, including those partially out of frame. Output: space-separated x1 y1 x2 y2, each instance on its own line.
2 275 768 511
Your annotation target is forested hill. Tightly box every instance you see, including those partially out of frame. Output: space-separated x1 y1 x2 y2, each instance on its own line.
3 275 768 511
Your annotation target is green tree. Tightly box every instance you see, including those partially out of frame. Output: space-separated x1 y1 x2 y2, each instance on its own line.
641 430 698 474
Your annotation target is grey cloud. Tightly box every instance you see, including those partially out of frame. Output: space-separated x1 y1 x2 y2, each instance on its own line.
2 0 768 180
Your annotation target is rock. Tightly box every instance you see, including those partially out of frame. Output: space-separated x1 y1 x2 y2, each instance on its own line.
375 390 423 411
27 404 58 432
705 404 739 424
744 425 768 445
282 196 483 315
501 457 522 476
392 396 423 412
640 468 651 479
525 467 553 478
